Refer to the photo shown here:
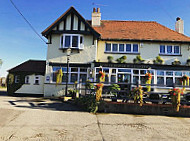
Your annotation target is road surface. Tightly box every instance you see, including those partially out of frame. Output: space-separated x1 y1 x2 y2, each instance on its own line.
0 91 190 141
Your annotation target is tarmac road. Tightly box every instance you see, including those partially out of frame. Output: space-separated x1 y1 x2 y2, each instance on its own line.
0 90 190 141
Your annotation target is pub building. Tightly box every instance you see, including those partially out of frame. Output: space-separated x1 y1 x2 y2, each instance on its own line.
7 7 190 96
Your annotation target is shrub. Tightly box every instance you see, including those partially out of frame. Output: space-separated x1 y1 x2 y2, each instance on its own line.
116 56 127 63
107 56 114 63
172 59 181 65
74 95 104 113
153 56 164 64
109 84 121 96
133 55 144 64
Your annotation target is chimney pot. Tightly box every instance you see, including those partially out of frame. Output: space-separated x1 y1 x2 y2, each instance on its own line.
97 8 100 13
176 17 181 21
93 8 96 13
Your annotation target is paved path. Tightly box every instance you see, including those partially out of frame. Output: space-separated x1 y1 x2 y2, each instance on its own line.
0 91 190 141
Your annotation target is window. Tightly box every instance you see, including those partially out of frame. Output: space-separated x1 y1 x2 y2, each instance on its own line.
52 67 87 83
25 76 29 84
72 36 78 47
60 34 84 49
160 45 165 54
112 44 118 52
105 43 111 52
105 43 139 53
119 44 124 52
15 75 19 83
167 46 172 54
133 44 138 52
52 67 61 82
160 45 180 55
64 36 71 47
174 46 180 54
126 44 131 52
156 70 187 86
34 76 40 84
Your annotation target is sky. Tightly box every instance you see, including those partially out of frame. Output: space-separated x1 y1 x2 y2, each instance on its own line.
0 0 190 77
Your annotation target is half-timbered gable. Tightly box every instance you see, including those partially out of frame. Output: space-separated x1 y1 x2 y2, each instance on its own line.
42 6 100 40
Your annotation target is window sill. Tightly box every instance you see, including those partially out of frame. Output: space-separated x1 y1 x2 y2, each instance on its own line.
59 47 84 51
104 52 140 55
24 83 30 85
159 54 182 56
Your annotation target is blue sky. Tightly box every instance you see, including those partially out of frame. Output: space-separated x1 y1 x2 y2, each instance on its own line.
0 0 190 77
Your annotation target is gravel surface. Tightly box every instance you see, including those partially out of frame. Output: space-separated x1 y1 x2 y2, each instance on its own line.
0 91 190 141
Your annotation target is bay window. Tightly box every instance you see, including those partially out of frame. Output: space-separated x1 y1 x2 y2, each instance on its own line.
60 34 84 49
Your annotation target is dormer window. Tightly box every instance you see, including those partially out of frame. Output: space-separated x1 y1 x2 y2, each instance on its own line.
60 34 84 49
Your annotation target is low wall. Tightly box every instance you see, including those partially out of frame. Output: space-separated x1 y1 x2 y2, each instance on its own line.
100 102 190 117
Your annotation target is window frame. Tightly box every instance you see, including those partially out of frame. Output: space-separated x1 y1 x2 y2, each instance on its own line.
159 45 180 55
34 75 40 85
15 75 19 83
105 43 139 53
25 76 30 84
51 66 88 84
60 34 84 49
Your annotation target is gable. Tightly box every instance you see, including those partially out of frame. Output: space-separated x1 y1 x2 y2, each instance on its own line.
42 7 100 38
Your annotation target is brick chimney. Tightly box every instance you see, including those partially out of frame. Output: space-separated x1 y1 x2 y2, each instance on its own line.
92 8 101 26
175 17 184 34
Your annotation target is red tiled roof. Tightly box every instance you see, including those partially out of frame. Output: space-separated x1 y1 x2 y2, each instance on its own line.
93 20 190 42
8 60 46 75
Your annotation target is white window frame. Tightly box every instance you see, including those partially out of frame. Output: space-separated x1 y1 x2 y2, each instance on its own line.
15 75 19 83
34 75 40 85
60 34 84 49
51 66 88 84
25 76 30 84
159 45 180 55
105 43 139 53
105 43 112 52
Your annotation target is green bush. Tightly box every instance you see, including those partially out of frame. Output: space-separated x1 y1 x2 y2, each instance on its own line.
133 55 144 64
116 56 127 63
109 84 121 96
107 56 114 63
153 56 164 64
74 95 104 113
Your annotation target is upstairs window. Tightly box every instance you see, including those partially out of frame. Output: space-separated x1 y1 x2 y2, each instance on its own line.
160 45 165 54
160 45 180 55
60 34 84 49
133 44 138 52
105 43 139 53
126 44 131 52
105 43 111 52
119 44 124 52
174 46 180 54
112 44 118 52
